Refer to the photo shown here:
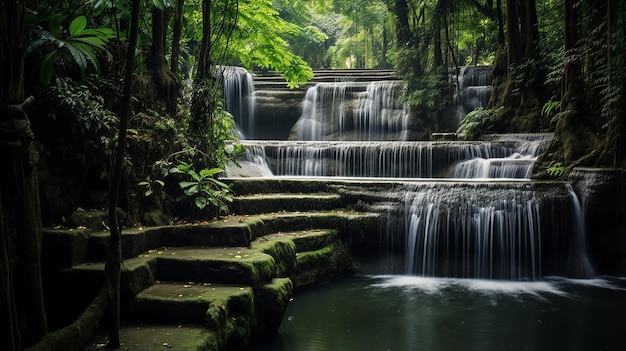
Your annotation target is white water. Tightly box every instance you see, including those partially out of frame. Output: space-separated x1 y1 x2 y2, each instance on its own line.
402 183 544 280
565 184 596 278
222 66 256 139
295 81 410 141
449 133 553 179
453 66 493 124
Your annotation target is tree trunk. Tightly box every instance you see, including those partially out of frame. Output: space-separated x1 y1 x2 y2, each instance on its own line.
505 0 519 66
150 5 181 109
395 0 412 47
496 0 504 44
1 1 48 349
105 0 141 347
170 0 185 76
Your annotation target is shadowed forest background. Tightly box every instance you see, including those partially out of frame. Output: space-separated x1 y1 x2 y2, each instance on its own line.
1 0 624 350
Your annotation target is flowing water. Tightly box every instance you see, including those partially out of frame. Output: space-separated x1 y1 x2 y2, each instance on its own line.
250 275 626 351
295 81 410 141
222 66 256 139
221 68 623 350
228 133 551 179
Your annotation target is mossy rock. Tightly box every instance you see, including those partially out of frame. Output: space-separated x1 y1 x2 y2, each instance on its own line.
252 278 294 343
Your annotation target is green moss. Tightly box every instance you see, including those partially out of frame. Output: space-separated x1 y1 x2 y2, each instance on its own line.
252 239 297 277
252 278 293 343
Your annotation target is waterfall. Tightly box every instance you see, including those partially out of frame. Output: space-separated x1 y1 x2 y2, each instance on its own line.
449 133 553 179
565 184 595 278
403 183 544 280
453 66 493 125
228 136 554 179
295 81 410 141
221 66 256 139
230 140 520 178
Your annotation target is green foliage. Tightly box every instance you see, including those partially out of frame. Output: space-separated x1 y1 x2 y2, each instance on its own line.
26 15 116 85
169 161 233 215
188 77 240 169
546 161 565 178
234 0 314 87
457 107 504 140
39 76 119 168
138 176 165 197
541 99 560 120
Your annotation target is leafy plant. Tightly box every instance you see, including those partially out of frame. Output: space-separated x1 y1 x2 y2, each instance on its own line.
547 161 565 178
541 99 560 119
138 176 165 197
169 161 233 215
26 15 116 85
457 106 504 140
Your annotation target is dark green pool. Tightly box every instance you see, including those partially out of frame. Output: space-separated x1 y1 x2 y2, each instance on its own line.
250 275 626 351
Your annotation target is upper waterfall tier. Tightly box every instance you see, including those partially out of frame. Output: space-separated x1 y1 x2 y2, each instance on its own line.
291 81 411 141
248 69 403 140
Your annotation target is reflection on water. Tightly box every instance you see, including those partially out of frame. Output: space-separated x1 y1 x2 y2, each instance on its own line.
250 275 626 351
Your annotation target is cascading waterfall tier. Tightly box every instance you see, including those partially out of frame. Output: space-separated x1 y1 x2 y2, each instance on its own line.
453 66 493 124
227 133 552 179
331 180 589 280
292 81 410 141
449 133 553 179
221 66 256 139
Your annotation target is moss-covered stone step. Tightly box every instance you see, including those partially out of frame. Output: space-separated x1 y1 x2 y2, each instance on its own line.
294 243 351 288
253 229 339 253
230 193 343 215
255 210 379 236
44 210 379 268
127 282 254 325
84 324 218 351
58 246 275 300
86 220 260 261
153 247 276 285
248 229 336 277
85 278 293 351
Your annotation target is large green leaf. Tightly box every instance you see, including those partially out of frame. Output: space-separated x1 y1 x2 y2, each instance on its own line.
69 16 88 36
195 197 208 210
179 181 197 189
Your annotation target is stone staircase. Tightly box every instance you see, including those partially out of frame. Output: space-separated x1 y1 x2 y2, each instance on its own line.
42 179 380 350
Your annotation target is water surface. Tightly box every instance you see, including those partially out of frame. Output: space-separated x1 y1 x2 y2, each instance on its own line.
250 275 626 351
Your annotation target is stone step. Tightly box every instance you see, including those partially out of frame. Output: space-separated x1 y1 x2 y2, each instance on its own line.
128 282 254 325
254 229 339 253
152 246 276 285
85 277 293 350
84 323 218 351
294 243 348 288
250 229 339 277
231 193 343 215
44 210 379 268
62 245 275 291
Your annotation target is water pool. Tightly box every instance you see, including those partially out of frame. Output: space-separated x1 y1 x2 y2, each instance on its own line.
250 275 626 351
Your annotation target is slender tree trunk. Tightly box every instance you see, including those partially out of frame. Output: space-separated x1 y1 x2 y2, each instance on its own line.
506 0 519 67
106 0 141 346
150 5 181 109
196 0 212 81
434 26 443 67
170 0 185 76
496 0 505 44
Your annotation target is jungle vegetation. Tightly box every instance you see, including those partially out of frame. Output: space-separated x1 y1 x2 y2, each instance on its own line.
1 0 624 350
